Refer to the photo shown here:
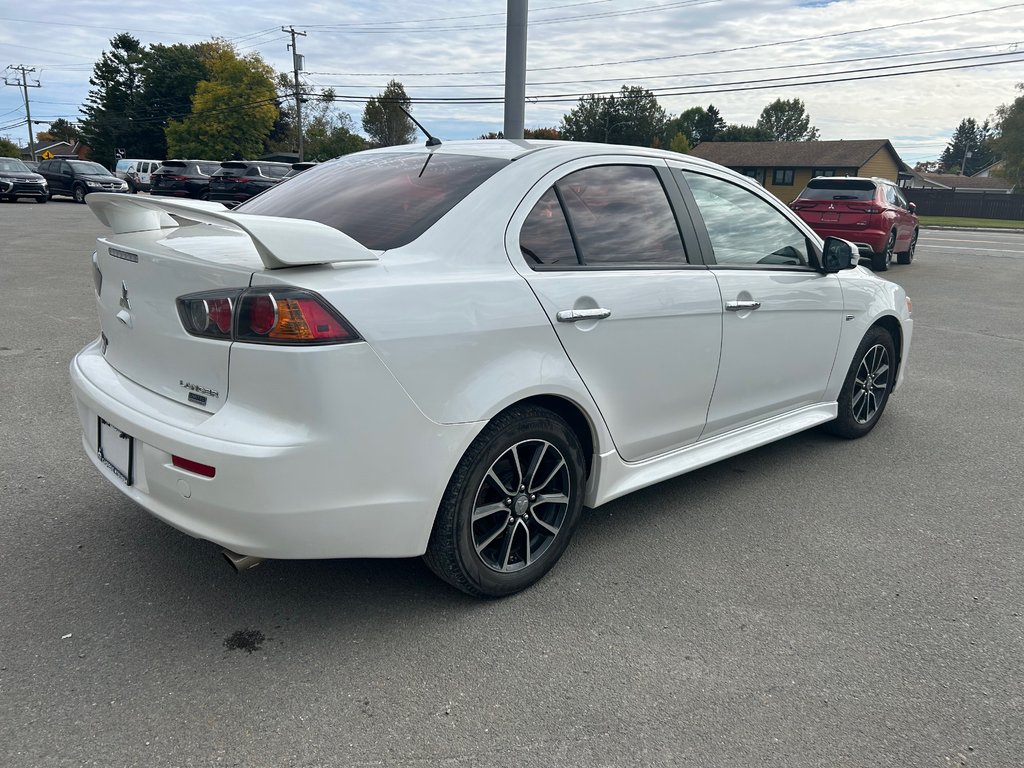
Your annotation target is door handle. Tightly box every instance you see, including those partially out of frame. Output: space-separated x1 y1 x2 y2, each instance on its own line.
556 308 612 323
725 300 761 312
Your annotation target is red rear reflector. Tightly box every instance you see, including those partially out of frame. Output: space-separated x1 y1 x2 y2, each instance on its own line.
172 455 216 478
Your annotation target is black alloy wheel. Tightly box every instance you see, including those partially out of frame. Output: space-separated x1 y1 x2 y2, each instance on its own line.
824 326 896 439
897 230 917 265
871 231 896 272
72 184 87 204
424 405 586 598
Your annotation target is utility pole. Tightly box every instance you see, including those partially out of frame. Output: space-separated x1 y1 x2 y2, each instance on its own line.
503 0 528 139
4 65 41 159
282 26 307 162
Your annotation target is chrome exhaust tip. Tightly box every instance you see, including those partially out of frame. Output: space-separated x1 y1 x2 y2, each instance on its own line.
222 549 266 572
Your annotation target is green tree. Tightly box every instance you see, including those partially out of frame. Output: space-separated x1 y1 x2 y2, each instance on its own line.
361 80 415 147
44 118 79 144
666 104 724 146
165 46 279 160
755 98 819 141
559 86 667 147
993 84 1024 186
136 42 213 158
301 92 367 160
0 136 20 157
940 117 995 175
669 132 691 153
79 33 147 167
716 124 773 142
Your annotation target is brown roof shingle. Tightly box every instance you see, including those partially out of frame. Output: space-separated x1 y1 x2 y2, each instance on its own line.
690 139 896 168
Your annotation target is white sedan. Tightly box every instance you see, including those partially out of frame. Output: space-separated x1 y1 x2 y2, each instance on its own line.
71 140 912 597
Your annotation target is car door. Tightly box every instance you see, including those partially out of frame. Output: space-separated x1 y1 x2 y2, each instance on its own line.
674 165 846 438
54 160 73 195
888 185 915 251
506 159 723 462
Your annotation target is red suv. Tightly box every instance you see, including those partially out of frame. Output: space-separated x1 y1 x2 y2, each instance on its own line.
790 177 918 271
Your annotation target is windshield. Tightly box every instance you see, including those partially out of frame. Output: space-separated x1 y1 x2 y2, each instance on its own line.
68 161 113 176
0 158 31 173
239 152 510 250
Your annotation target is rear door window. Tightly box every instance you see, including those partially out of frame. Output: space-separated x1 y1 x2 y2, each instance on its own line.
519 164 689 268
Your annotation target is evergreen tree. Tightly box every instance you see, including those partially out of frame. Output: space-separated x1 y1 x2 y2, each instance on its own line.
78 33 147 167
993 83 1024 186
940 117 995 175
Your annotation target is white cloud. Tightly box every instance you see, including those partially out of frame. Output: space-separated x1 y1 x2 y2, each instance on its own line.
2 0 1021 164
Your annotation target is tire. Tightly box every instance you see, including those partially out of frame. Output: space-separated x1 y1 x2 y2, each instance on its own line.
198 189 209 201
871 231 896 272
824 326 896 439
897 229 917 265
36 196 47 204
72 185 87 204
424 405 586 598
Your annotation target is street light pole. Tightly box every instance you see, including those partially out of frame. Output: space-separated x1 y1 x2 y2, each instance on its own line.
961 145 973 176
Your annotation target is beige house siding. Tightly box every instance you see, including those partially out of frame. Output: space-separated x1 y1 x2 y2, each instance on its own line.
858 149 899 182
764 169 815 203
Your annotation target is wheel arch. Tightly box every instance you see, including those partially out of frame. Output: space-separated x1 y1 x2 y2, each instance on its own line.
491 394 597 481
871 314 903 380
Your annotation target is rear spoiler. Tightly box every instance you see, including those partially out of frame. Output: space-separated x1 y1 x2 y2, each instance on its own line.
85 192 378 270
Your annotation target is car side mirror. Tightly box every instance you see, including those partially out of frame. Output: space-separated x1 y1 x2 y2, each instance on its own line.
908 201 917 213
821 237 859 272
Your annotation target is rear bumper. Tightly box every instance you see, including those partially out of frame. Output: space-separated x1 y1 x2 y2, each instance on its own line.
809 225 889 254
70 339 482 559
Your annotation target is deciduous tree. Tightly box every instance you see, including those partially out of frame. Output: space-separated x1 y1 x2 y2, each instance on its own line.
560 86 667 147
993 84 1024 186
0 136 20 157
755 98 819 141
164 46 279 160
361 80 415 147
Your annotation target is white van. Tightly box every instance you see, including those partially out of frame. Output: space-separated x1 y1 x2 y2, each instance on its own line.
114 159 162 193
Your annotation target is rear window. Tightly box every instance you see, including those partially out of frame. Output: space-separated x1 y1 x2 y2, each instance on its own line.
238 152 510 250
261 165 290 179
798 178 877 201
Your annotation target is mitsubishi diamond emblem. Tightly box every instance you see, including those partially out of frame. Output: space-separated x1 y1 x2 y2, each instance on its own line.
116 281 133 327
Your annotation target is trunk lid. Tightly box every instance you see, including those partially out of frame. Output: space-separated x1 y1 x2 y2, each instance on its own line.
94 226 262 413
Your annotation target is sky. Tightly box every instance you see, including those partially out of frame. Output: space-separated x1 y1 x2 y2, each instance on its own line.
2 0 1023 166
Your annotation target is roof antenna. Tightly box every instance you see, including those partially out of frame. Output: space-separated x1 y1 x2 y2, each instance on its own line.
398 105 442 147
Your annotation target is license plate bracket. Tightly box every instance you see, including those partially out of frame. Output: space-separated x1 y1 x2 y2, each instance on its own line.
820 213 840 223
98 416 134 486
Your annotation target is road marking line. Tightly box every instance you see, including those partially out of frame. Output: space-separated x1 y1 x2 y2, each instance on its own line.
921 245 1024 254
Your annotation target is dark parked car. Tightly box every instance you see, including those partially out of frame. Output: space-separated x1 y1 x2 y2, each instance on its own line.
150 160 222 200
209 160 291 206
790 176 918 271
36 159 127 203
0 157 48 203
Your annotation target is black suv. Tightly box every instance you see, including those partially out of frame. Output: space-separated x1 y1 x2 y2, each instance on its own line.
150 160 222 200
36 159 127 203
0 157 48 203
209 161 291 206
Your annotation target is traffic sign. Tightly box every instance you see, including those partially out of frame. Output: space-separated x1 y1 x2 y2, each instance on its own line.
41 150 53 160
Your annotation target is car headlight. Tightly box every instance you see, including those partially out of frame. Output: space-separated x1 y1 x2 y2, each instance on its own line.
86 181 103 187
0 175 16 184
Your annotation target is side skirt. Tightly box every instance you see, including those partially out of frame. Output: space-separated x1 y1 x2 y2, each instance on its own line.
585 402 838 507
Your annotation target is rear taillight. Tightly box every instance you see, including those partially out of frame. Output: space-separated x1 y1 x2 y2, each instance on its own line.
846 201 882 214
790 201 817 210
217 176 244 183
177 287 360 345
172 455 216 478
163 175 189 181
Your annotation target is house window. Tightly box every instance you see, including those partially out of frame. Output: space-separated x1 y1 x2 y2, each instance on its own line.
740 167 761 183
813 168 836 177
772 168 795 186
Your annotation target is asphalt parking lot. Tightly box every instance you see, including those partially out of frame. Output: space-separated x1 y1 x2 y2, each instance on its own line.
2 200 1022 767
